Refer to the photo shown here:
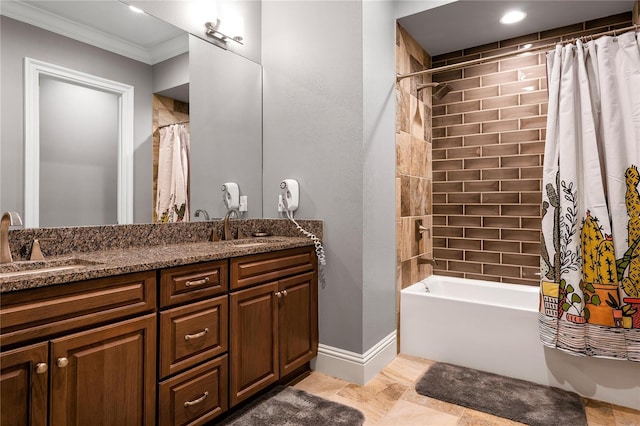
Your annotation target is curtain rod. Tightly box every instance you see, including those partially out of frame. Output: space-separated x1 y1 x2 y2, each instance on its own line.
396 23 639 82
157 120 190 130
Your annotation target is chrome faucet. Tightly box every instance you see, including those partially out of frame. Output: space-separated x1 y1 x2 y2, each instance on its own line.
1 211 22 264
223 209 239 241
194 209 210 221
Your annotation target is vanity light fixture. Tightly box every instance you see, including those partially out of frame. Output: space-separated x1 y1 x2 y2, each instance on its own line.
205 19 244 44
500 10 527 25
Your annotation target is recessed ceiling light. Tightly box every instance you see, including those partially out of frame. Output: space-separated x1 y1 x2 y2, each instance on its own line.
129 5 144 14
500 10 527 25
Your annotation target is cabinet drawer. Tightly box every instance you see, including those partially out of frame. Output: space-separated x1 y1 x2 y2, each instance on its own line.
160 260 228 308
159 296 228 378
0 271 156 348
230 247 315 290
158 355 228 426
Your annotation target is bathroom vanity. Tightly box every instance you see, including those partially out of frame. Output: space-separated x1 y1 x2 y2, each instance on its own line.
0 236 318 426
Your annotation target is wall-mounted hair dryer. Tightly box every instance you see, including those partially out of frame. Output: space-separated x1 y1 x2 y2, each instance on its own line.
279 179 299 212
221 182 240 210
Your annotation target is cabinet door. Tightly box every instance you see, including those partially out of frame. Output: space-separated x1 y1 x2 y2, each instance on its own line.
50 314 156 426
0 342 48 426
278 272 318 377
229 282 278 407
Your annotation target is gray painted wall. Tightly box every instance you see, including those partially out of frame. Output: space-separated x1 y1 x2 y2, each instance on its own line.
152 52 189 102
189 35 262 219
362 1 397 351
262 1 397 354
0 16 153 224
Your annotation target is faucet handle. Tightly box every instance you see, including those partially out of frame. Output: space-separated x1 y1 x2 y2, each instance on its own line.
30 238 53 261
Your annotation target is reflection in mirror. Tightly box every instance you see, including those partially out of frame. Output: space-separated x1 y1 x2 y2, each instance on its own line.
23 56 135 228
1 0 187 227
0 0 263 227
40 76 119 227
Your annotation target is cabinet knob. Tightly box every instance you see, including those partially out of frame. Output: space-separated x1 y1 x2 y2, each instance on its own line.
56 357 69 368
275 291 282 298
282 290 288 297
35 363 48 374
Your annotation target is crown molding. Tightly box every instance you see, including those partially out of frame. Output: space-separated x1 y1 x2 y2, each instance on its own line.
1 1 186 65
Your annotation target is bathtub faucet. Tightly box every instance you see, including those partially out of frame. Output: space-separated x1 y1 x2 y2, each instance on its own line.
418 257 438 267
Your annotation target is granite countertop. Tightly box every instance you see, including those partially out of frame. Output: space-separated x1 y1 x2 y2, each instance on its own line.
0 236 314 293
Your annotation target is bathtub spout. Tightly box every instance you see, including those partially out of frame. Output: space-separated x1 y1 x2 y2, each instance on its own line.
418 257 438 267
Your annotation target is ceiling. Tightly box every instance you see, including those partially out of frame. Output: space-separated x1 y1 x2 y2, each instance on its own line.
398 0 636 56
1 0 187 64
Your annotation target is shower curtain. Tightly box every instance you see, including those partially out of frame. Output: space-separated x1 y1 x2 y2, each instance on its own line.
539 30 640 361
156 123 190 222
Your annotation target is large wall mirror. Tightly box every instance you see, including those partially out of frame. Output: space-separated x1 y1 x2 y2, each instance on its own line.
0 0 263 228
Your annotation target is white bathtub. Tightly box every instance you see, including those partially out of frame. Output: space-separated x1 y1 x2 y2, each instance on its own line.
400 275 640 410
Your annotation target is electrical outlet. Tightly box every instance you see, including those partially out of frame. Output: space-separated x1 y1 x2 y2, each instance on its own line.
239 196 248 212
278 194 285 212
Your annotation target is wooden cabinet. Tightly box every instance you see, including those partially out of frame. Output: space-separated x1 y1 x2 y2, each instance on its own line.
158 355 228 426
229 282 279 406
0 273 157 426
1 245 318 424
159 295 228 378
278 272 318 377
157 263 230 425
229 247 318 407
49 314 156 426
159 260 227 309
0 342 48 426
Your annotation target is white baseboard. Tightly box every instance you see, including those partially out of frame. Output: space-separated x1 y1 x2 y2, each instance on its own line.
311 330 397 385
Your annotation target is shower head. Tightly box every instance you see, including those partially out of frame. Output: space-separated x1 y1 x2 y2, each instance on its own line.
432 83 453 100
416 82 453 100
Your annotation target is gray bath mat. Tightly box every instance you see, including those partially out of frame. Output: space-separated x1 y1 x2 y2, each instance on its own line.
217 386 365 425
415 362 587 426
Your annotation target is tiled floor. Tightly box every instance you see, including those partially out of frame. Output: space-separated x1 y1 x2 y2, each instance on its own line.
293 354 640 425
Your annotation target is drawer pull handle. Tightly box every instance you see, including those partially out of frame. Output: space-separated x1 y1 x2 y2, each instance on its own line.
184 328 209 341
184 391 208 407
35 363 48 374
185 277 210 287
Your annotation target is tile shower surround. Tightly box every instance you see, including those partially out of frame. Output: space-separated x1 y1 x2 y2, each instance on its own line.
396 25 433 300
426 12 633 286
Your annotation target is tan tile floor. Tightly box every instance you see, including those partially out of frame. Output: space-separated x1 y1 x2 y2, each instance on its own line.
293 354 640 425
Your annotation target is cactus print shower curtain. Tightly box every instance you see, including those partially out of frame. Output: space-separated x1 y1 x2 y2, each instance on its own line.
539 31 640 361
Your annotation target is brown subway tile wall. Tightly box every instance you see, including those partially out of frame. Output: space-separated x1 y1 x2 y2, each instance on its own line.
430 12 632 285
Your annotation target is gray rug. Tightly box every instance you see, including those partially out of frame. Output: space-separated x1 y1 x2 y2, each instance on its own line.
415 363 587 426
217 386 365 425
